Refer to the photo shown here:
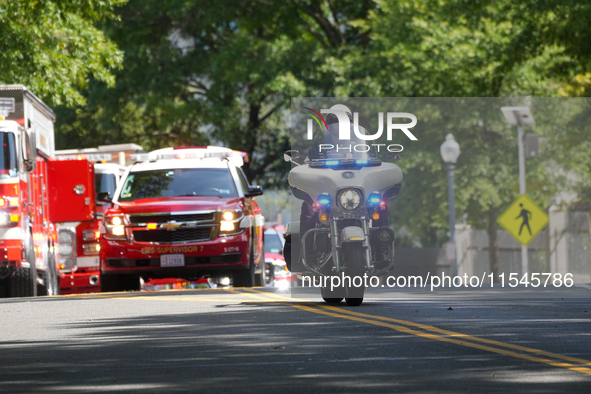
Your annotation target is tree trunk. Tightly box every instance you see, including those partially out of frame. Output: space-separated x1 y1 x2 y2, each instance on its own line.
429 225 438 246
488 206 500 282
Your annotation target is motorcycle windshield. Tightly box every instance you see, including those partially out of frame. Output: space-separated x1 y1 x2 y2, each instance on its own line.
0 132 17 179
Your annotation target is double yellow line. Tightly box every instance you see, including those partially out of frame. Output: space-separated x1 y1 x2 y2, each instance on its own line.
236 288 591 377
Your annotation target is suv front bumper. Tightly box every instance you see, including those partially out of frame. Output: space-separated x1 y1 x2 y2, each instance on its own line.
100 232 251 277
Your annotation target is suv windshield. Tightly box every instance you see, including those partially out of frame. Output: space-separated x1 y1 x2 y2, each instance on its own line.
0 132 17 178
119 168 238 201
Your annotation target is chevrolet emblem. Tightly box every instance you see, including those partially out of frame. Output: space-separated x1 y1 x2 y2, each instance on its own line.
162 221 182 231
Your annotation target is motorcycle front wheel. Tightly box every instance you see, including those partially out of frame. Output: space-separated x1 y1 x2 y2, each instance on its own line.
344 244 366 306
320 255 344 304
321 285 343 304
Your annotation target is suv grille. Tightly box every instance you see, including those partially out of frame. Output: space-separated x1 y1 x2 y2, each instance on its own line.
129 212 215 224
133 227 214 243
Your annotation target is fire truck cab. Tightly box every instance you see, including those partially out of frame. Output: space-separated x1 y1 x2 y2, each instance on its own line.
54 144 142 294
99 146 265 291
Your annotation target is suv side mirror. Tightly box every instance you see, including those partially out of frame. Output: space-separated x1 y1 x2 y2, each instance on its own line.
245 185 263 198
97 192 113 203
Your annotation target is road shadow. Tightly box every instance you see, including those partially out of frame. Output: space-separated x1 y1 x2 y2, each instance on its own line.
1 289 590 393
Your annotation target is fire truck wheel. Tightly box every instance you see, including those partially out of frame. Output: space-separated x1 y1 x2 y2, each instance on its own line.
10 266 37 297
10 237 37 297
38 271 50 296
38 252 59 296
10 240 37 297
0 278 8 297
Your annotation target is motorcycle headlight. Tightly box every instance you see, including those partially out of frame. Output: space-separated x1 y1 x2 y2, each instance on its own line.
337 189 362 211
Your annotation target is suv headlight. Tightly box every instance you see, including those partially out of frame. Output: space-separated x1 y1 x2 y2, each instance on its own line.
103 215 127 239
220 210 243 233
337 189 362 211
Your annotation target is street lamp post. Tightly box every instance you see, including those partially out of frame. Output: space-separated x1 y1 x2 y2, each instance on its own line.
440 134 461 277
500 106 535 275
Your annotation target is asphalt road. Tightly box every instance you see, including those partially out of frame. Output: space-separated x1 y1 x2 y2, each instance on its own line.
1 284 590 393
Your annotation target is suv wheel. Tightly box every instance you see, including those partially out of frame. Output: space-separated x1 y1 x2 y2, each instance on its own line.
233 245 255 287
101 275 121 292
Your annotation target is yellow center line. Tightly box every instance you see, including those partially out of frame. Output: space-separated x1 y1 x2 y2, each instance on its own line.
319 305 591 369
245 289 591 376
224 288 284 302
111 296 260 302
292 304 591 376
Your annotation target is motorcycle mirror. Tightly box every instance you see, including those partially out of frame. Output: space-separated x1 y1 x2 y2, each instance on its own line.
284 150 300 163
387 152 402 161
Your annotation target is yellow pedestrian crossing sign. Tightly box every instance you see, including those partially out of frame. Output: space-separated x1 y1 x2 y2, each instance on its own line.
497 194 549 246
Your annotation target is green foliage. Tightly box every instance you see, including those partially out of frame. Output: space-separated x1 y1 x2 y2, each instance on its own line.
0 0 125 106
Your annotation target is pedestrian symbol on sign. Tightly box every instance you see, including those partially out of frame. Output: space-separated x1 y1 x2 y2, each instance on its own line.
497 194 549 246
516 203 532 236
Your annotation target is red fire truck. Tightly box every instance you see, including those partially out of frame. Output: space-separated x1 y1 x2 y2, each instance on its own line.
98 146 266 291
0 85 95 297
54 144 143 294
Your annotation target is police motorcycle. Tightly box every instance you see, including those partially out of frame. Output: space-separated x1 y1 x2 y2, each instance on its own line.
283 107 403 306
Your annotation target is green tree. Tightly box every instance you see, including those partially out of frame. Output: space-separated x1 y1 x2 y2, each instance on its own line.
0 0 125 106
339 1 576 277
54 0 378 186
